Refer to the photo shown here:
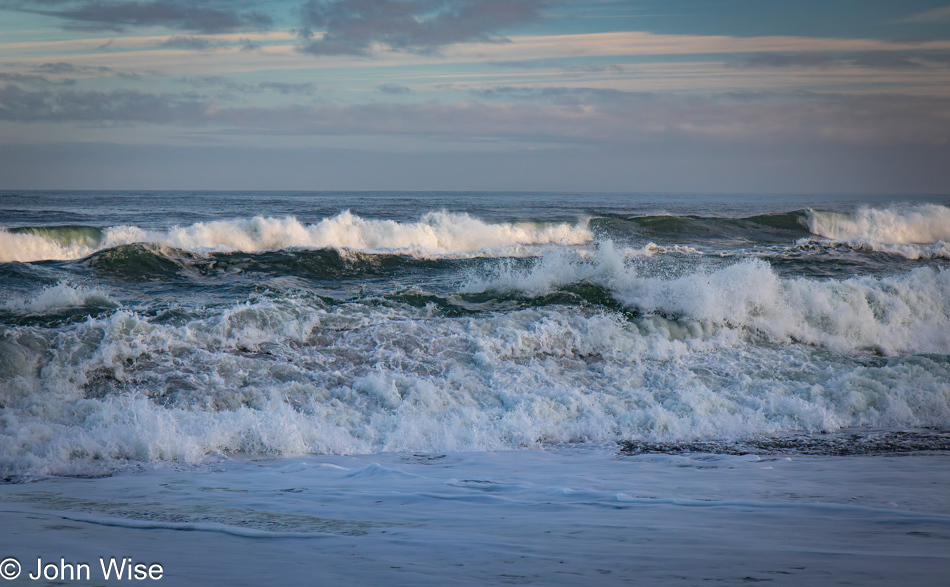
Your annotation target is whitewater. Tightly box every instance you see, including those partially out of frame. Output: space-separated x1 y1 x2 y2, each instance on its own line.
1 191 949 585
0 210 592 263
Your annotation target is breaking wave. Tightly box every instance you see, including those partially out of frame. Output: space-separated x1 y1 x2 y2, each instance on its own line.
465 244 950 356
0 211 591 263
2 256 949 476
3 200 950 478
805 204 950 259
2 282 117 314
807 205 950 244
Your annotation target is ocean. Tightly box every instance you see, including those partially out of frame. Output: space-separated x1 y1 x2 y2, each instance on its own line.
1 191 949 585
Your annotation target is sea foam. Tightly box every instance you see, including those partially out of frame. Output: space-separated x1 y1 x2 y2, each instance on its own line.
465 244 950 355
0 211 591 263
2 282 117 314
0 230 98 263
806 204 950 259
2 260 949 476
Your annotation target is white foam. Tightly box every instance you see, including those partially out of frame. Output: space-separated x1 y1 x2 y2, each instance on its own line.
793 237 950 260
806 205 950 258
0 230 97 263
808 205 950 244
2 282 117 314
1 273 949 476
1 211 592 263
465 245 950 355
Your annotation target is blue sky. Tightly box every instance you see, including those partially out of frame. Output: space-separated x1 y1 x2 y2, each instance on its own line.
1 0 949 192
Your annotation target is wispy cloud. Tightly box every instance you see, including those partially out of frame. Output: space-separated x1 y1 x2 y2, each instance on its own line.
487 60 624 73
181 75 315 95
11 0 273 33
0 71 76 86
34 62 111 75
159 36 222 50
735 53 835 68
849 51 924 69
898 5 950 24
471 85 629 104
0 84 210 123
3 83 948 148
238 37 262 52
298 0 548 56
377 83 411 94
733 50 950 70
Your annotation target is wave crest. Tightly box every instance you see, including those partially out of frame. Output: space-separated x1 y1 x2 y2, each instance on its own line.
465 244 950 356
1 211 591 263
807 204 950 244
2 282 118 314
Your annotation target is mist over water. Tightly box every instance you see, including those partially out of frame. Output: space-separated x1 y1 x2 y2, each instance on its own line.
1 192 949 477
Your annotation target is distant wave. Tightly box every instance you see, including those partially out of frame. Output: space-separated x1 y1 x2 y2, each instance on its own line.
617 211 810 237
0 211 592 263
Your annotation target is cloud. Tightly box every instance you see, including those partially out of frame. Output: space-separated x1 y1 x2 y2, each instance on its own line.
181 76 315 95
222 92 950 147
487 60 624 73
2 83 948 148
35 62 111 75
32 62 144 79
0 72 76 86
256 81 315 94
471 85 630 105
159 35 222 50
298 0 547 56
15 0 273 33
238 37 262 51
734 51 950 70
849 51 923 69
899 6 950 24
0 84 209 123
377 83 410 94
736 53 834 68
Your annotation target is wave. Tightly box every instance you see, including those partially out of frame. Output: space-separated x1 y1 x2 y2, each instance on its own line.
2 283 948 477
608 211 811 242
0 226 102 263
0 211 592 263
788 237 950 261
81 244 466 282
597 206 950 259
464 243 950 356
2 282 117 314
803 204 950 259
807 205 950 244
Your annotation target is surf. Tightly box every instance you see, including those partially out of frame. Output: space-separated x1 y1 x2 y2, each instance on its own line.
0 211 592 263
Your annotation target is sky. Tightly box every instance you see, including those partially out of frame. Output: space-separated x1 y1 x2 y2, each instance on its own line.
0 0 949 193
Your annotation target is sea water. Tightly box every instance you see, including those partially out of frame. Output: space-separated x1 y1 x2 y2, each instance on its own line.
0 191 948 585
